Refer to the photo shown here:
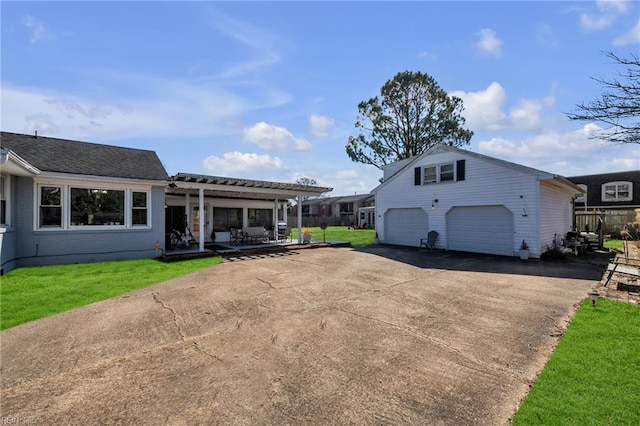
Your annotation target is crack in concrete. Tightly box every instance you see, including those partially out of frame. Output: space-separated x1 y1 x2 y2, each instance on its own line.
192 341 224 362
152 293 185 341
256 277 276 290
331 306 530 385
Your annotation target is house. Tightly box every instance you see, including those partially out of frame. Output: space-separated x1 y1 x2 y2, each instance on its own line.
567 170 640 234
372 144 583 258
0 131 169 274
1 132 332 274
290 193 375 227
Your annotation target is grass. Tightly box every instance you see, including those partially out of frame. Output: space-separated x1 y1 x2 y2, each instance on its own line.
513 298 640 425
291 226 375 246
604 239 624 250
0 256 222 330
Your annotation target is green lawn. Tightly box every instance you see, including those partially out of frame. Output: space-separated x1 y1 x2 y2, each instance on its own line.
603 239 623 251
291 226 375 246
513 298 640 425
0 256 222 330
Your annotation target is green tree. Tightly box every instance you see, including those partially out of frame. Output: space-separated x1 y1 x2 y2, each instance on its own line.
567 51 640 144
346 71 473 169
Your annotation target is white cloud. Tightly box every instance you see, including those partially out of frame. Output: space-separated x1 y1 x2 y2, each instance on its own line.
613 19 640 45
202 151 287 178
308 114 335 137
320 166 381 196
451 82 507 131
23 15 50 44
475 28 502 57
0 70 293 141
580 0 630 31
205 8 286 79
536 24 559 47
478 124 640 176
451 83 555 132
597 0 630 14
243 122 312 152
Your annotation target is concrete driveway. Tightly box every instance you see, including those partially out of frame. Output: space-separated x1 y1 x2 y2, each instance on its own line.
1 247 603 425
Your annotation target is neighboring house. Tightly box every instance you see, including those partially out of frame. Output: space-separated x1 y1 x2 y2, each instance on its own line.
567 170 640 233
373 144 583 258
290 193 374 226
0 132 169 274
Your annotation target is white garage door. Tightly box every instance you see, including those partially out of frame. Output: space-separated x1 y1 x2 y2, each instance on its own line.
384 208 429 247
447 206 514 256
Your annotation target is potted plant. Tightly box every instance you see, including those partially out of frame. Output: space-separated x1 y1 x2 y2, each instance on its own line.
519 240 530 260
302 227 313 243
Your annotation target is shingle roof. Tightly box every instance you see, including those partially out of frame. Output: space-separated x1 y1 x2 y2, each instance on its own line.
0 132 169 181
567 170 640 207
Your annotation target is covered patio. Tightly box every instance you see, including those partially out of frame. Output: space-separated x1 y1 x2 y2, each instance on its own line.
165 173 332 254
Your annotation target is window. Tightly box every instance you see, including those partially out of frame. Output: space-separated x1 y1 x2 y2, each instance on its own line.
440 163 454 182
213 207 242 232
339 203 354 214
70 187 124 226
132 191 148 226
39 186 62 227
248 208 272 227
36 183 151 230
423 166 437 184
602 181 632 202
0 175 6 225
420 161 460 185
574 184 587 203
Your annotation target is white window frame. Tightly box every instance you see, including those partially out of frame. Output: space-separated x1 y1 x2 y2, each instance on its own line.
34 180 152 231
131 190 150 227
423 163 455 185
0 174 9 227
38 184 64 228
440 163 454 182
602 181 632 202
423 166 437 184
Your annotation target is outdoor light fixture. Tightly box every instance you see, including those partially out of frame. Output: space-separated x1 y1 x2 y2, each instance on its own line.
431 199 439 209
588 291 600 307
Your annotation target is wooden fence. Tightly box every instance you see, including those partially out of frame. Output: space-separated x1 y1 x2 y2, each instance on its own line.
575 209 638 236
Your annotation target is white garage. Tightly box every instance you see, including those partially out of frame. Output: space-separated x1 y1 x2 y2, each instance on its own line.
383 208 429 247
446 206 514 256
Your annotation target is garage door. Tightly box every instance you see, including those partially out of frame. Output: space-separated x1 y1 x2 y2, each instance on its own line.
446 206 514 256
384 208 429 247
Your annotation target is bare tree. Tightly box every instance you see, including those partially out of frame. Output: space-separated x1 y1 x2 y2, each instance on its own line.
567 51 640 144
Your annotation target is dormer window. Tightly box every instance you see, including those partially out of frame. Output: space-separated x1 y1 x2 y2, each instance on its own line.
602 181 632 202
574 184 587 203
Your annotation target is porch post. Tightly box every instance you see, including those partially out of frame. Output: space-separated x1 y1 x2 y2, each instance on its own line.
273 199 278 241
199 188 205 252
297 194 302 244
184 193 190 233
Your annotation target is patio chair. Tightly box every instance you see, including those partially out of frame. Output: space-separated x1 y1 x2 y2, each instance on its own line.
230 228 244 245
280 227 292 242
420 230 438 250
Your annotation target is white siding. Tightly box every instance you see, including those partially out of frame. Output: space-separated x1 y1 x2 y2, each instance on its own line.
375 149 541 256
539 181 575 252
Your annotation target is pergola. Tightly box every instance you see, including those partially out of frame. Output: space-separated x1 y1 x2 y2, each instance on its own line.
167 173 332 250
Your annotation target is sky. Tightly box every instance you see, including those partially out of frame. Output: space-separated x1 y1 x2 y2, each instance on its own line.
2 0 639 197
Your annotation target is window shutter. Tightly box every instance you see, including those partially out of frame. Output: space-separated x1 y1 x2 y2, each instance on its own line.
456 160 466 181
414 167 421 185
